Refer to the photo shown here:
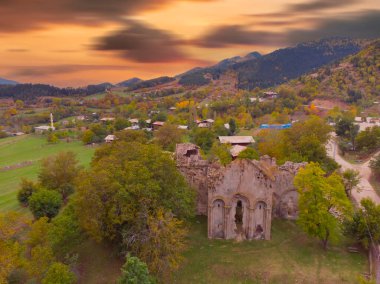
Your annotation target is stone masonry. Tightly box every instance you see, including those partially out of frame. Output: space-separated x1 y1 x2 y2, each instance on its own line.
175 143 305 241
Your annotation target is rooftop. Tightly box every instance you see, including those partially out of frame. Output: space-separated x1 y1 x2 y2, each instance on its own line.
218 136 255 144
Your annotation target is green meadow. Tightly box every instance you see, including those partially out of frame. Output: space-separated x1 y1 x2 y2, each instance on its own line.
0 135 95 212
173 217 368 284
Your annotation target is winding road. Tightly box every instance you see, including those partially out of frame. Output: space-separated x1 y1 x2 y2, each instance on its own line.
326 134 380 205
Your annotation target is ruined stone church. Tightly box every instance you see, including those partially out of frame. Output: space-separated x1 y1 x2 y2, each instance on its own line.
175 143 305 241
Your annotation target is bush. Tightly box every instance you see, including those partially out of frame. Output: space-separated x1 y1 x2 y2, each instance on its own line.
118 255 154 284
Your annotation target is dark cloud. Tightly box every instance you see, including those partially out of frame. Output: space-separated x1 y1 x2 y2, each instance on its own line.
287 10 380 43
0 0 214 32
287 0 359 12
8 64 130 77
93 20 189 63
194 10 380 49
193 25 284 48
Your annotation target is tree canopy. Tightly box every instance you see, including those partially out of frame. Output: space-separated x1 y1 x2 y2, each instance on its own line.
295 162 352 249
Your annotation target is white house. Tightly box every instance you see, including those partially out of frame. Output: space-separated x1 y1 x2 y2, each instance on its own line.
105 135 116 143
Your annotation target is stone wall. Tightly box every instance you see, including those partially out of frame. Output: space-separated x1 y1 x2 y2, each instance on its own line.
175 143 306 240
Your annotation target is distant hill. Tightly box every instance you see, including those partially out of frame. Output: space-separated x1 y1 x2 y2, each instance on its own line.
174 38 365 89
0 77 18 85
117 77 142 87
280 39 380 103
129 76 175 90
0 83 111 102
178 51 262 87
234 37 365 90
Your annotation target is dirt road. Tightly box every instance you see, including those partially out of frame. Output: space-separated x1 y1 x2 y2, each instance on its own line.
326 134 380 205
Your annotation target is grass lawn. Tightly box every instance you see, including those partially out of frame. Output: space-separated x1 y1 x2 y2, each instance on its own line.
173 217 368 284
0 134 95 212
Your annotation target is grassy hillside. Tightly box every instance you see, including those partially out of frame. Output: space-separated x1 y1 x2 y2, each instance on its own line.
0 135 95 212
173 217 368 284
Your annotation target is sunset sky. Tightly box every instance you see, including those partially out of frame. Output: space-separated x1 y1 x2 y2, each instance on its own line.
1 0 379 86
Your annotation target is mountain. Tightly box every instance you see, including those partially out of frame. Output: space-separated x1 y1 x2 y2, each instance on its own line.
178 51 262 86
280 39 380 103
176 38 365 89
117 77 142 87
0 77 18 85
234 37 365 90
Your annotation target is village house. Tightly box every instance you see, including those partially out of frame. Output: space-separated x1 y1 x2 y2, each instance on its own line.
100 117 115 123
218 136 255 146
229 145 247 159
152 121 165 130
34 125 55 134
104 134 116 143
197 119 215 128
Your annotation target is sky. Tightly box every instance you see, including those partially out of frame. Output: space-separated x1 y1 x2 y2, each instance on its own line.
1 0 379 87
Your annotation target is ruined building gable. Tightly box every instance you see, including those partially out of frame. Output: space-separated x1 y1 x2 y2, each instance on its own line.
175 143 305 240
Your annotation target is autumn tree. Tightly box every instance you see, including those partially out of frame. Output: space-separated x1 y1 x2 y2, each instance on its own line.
295 163 352 249
42 262 76 284
0 212 27 283
123 209 186 281
82 129 95 144
75 141 194 240
154 123 184 151
75 142 194 280
38 151 81 200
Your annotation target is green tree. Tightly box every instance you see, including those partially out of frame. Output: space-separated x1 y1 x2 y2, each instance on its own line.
344 198 380 248
237 148 259 160
118 255 154 284
38 151 81 200
114 118 131 131
228 118 238 135
209 142 232 166
190 128 215 153
342 169 360 197
295 163 352 249
29 190 62 219
17 178 39 206
75 142 195 242
42 262 76 284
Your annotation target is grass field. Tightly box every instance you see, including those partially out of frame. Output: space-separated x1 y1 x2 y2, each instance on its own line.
173 217 368 284
0 135 95 212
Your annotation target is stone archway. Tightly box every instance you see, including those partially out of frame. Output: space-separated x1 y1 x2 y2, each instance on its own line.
253 201 267 239
230 194 250 239
211 199 225 238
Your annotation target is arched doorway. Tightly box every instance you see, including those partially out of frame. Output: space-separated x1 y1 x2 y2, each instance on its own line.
231 195 249 239
211 199 225 238
254 201 267 239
